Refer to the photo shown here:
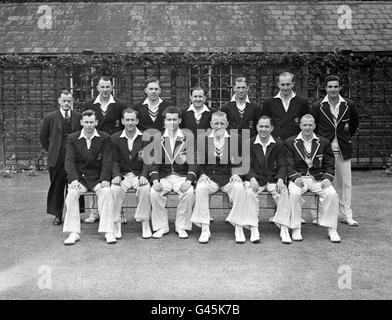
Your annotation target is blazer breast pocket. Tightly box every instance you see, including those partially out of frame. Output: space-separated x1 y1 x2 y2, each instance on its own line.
314 155 323 167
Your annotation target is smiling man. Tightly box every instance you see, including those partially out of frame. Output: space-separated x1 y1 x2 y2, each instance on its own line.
311 75 359 227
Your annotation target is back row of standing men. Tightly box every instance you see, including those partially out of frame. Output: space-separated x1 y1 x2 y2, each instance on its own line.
40 72 359 245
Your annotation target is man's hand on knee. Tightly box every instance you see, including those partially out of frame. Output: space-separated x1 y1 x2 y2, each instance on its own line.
139 176 149 186
111 176 121 186
152 180 162 192
179 179 192 193
250 177 259 193
294 177 304 188
69 180 81 190
320 179 331 189
276 178 287 193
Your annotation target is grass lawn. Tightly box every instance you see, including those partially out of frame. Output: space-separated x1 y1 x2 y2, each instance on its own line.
0 170 391 300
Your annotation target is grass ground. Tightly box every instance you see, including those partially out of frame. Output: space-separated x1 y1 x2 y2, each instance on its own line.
0 170 391 300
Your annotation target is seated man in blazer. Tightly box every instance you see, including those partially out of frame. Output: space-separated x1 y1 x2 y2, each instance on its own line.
243 116 292 244
285 114 341 243
149 106 197 239
180 86 214 137
63 110 116 245
221 76 261 138
110 108 152 239
191 111 250 244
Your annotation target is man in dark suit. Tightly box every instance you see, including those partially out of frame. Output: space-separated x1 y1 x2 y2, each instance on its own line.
311 75 359 226
286 114 341 243
191 111 249 244
149 106 197 239
221 76 261 138
80 76 128 223
180 86 214 137
243 116 292 244
110 108 152 239
133 76 172 133
63 110 116 245
261 72 310 141
40 89 82 225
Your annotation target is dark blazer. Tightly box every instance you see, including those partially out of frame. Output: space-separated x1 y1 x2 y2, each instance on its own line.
65 130 112 190
261 95 310 141
80 97 128 135
311 97 359 160
149 130 197 183
221 101 261 138
111 131 149 179
285 134 335 182
180 107 215 137
133 100 172 132
245 137 287 186
40 109 82 167
197 133 242 187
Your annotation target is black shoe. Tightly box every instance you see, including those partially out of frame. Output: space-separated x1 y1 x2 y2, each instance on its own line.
53 216 63 225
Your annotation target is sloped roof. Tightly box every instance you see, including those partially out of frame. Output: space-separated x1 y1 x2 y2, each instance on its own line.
0 1 391 54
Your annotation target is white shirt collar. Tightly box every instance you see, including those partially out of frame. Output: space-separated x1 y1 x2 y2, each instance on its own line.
162 128 185 139
78 129 100 140
94 94 116 105
59 108 71 118
120 128 143 139
187 104 210 113
231 94 250 103
321 94 346 106
143 97 163 107
274 91 296 100
254 134 275 146
296 132 319 142
208 130 230 139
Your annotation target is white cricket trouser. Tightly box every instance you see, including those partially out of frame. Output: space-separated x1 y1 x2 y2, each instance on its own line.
334 153 353 220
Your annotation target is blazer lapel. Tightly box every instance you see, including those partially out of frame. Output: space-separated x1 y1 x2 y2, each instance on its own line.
320 102 336 128
336 101 349 124
70 111 80 131
129 136 142 162
254 143 266 169
265 142 275 162
54 110 63 131
310 139 321 164
294 138 307 163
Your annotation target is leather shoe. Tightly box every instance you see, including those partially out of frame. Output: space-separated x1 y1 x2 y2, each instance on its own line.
235 225 245 243
105 232 117 244
341 218 359 227
175 227 189 239
250 226 260 243
280 226 292 244
292 228 303 241
53 216 62 225
152 227 169 239
328 228 341 243
142 221 152 239
64 232 80 246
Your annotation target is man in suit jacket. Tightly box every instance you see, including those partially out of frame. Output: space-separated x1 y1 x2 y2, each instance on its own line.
191 111 250 244
110 108 152 239
133 76 172 132
180 86 214 137
221 77 261 138
40 89 82 225
80 76 128 223
149 106 197 239
261 72 310 141
243 116 292 244
286 114 341 243
311 75 359 226
62 110 116 245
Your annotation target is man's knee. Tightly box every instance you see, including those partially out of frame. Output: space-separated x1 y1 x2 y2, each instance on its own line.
195 181 209 194
232 181 245 193
324 186 339 200
67 188 80 200
289 184 302 197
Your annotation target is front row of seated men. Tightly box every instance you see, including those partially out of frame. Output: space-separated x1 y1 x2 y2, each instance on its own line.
62 106 341 246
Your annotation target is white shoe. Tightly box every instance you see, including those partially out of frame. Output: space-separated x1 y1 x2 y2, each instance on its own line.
235 225 245 243
342 217 359 227
85 211 99 223
142 220 152 239
301 217 306 224
280 226 292 244
328 228 341 243
152 227 169 239
175 227 189 239
105 232 117 244
64 232 80 246
114 222 122 239
292 228 303 241
250 226 260 243
199 225 211 244
312 219 318 225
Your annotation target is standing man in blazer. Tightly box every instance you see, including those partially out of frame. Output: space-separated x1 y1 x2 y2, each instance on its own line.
180 86 214 137
40 89 82 225
80 76 128 223
63 110 116 245
110 108 152 239
261 72 310 141
133 76 172 133
285 114 341 243
221 76 261 138
243 116 292 244
311 75 359 226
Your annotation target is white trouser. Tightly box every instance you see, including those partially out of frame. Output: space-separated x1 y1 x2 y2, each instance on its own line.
191 180 247 227
111 172 152 233
288 177 339 230
244 182 291 228
63 183 114 234
334 153 353 220
150 175 195 231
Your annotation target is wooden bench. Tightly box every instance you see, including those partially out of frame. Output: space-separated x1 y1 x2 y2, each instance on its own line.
83 189 319 223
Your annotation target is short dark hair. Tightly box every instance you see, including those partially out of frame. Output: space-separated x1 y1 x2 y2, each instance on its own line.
122 107 138 119
190 86 205 96
256 115 274 127
82 109 96 119
58 88 72 97
234 76 247 86
98 76 113 85
144 76 160 88
163 106 182 119
325 75 341 86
